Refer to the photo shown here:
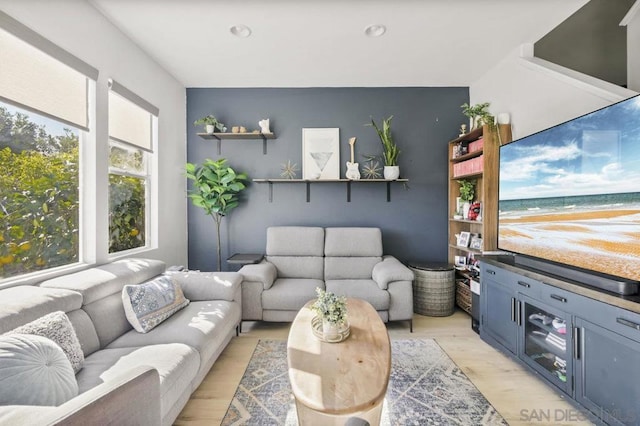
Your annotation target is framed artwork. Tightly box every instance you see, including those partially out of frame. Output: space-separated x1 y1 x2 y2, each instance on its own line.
457 231 471 247
470 236 483 250
302 128 340 179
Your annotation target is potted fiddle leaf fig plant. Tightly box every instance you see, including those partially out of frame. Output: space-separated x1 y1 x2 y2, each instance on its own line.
185 158 247 271
194 114 226 134
368 115 400 180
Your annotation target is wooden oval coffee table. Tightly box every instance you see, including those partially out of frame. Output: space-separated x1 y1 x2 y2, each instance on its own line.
287 298 391 425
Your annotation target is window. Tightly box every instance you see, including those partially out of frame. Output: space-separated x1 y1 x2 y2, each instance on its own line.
0 12 97 280
108 80 157 254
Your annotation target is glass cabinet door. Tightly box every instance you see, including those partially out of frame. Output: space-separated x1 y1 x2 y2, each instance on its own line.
519 294 573 395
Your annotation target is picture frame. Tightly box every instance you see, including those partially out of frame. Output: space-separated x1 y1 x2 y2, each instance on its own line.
454 255 467 267
470 236 483 250
457 231 471 247
302 128 340 179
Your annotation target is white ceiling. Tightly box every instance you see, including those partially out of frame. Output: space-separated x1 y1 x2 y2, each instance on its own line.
89 0 589 88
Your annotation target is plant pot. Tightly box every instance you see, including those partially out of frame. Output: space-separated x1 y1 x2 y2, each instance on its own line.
322 319 340 341
462 202 471 220
383 166 400 180
205 124 215 134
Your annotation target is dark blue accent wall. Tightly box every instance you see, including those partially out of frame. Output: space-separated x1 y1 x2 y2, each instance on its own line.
186 87 468 271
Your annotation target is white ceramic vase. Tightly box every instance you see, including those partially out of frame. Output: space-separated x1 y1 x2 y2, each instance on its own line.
322 319 340 341
462 202 471 220
383 166 400 180
205 124 215 134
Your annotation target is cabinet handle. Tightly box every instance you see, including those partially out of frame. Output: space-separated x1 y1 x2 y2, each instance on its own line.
616 317 640 331
486 269 496 275
517 301 522 326
573 327 580 360
550 294 567 303
517 281 531 288
511 297 516 323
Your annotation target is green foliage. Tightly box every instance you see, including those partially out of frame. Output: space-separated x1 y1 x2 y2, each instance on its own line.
311 287 347 325
185 158 248 271
461 102 493 129
193 114 225 131
367 116 399 166
109 175 145 253
457 179 475 202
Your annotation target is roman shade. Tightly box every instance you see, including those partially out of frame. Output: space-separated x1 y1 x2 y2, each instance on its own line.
108 79 158 152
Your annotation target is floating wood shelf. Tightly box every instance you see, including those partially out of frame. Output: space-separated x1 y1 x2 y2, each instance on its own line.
197 132 276 155
252 178 409 202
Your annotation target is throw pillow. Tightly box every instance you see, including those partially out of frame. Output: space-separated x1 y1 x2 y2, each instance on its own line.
0 334 78 406
122 275 190 333
9 311 84 374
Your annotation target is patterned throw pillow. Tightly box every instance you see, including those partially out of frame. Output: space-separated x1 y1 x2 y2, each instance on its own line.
122 275 190 333
9 311 84 374
0 334 78 406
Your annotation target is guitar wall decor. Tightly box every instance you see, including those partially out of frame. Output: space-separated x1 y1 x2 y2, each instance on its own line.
345 137 361 180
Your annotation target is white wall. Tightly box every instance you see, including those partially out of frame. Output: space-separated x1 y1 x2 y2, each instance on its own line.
626 4 640 91
0 1 187 269
470 45 637 139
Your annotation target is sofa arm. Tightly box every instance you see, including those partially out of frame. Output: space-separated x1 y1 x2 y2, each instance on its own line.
372 256 414 290
239 262 277 290
170 271 242 302
45 365 161 425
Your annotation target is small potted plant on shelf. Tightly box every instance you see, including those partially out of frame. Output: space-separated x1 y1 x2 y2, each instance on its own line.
311 287 348 342
457 179 475 219
461 102 493 130
194 114 226 134
367 115 400 180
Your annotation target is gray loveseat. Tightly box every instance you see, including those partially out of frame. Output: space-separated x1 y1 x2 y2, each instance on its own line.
0 258 242 425
240 226 415 330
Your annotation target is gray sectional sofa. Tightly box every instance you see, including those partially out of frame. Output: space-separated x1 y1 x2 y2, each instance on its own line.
0 258 242 426
240 226 415 330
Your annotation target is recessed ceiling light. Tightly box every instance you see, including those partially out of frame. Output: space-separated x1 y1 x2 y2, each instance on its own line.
364 24 386 37
230 25 252 38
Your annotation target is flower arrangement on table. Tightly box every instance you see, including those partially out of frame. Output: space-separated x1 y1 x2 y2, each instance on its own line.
311 288 350 342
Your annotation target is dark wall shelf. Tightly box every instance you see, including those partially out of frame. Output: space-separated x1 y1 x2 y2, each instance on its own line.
252 178 409 202
197 132 276 155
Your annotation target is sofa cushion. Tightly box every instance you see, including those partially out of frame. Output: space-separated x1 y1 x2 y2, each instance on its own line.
266 226 324 256
265 256 324 280
0 334 78 406
76 344 199 420
262 278 324 311
324 227 383 257
40 258 166 305
169 271 241 301
107 300 241 369
83 293 132 349
122 276 190 333
324 257 382 280
9 311 84 373
325 280 390 311
0 286 82 334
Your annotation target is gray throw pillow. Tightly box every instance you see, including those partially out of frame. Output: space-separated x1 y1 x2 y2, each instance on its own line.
10 311 84 373
122 275 190 333
0 334 78 406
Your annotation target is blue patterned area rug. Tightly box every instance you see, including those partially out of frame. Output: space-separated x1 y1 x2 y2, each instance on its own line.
222 339 506 425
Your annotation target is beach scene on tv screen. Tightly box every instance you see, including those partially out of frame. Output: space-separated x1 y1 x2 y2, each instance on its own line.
498 95 640 282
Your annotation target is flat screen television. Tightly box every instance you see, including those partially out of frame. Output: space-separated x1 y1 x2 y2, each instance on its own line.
498 94 640 294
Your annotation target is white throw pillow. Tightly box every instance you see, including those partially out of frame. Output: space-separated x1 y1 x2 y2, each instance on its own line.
9 311 84 373
0 334 78 406
122 275 190 333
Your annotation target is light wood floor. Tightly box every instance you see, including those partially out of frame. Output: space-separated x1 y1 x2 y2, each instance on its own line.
175 310 593 425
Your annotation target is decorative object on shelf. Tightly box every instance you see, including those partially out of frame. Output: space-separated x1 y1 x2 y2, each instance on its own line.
302 128 340 180
457 179 475 219
240 126 247 133
258 118 270 133
345 137 360 180
311 287 349 343
280 160 299 179
468 201 481 221
194 114 225 134
459 124 467 137
367 115 400 180
470 235 483 250
361 154 382 179
185 158 248 271
461 102 492 130
231 126 239 133
457 231 471 247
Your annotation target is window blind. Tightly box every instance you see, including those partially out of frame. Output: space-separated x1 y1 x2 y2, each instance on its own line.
0 11 97 131
108 80 157 152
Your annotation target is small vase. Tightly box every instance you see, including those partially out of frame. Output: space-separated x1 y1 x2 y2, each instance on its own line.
205 124 215 134
322 319 340 341
383 166 400 180
463 202 471 220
